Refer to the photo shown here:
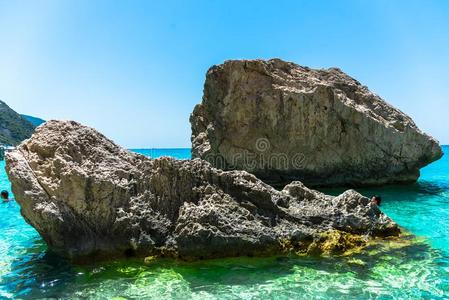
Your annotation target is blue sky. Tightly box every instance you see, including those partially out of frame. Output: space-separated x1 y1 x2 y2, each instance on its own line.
0 0 448 147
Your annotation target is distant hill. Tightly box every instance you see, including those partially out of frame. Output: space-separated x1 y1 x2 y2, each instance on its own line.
0 100 36 146
21 114 45 127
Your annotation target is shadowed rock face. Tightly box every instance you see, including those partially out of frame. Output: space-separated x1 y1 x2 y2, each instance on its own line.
190 59 443 187
6 121 399 261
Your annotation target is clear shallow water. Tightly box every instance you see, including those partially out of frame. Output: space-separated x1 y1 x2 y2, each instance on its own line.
0 148 448 299
132 148 191 160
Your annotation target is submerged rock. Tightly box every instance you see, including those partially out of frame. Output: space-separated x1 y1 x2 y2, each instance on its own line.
6 121 399 261
190 59 443 187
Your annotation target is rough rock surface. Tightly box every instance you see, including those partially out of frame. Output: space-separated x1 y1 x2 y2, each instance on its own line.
190 59 443 187
6 121 399 261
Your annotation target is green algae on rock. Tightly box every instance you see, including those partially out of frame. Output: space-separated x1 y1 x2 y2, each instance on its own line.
6 120 399 261
306 230 367 255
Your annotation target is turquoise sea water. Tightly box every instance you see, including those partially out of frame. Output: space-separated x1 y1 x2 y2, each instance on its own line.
0 147 448 299
132 148 191 160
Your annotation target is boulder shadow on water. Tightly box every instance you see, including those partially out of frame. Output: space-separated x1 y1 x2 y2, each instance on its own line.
1 242 77 299
320 180 449 201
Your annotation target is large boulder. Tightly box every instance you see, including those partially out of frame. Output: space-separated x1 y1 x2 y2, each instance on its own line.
190 59 443 187
6 121 399 261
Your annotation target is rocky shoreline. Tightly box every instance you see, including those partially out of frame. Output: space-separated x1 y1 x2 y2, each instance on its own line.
6 121 399 261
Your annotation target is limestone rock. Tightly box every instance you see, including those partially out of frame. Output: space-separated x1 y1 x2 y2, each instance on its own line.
6 121 399 261
190 59 443 187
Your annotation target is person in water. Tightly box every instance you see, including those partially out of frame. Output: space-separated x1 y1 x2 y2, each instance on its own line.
371 195 382 206
1 190 10 203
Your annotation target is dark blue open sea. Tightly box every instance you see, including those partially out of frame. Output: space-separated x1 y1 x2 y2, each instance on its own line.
0 147 448 299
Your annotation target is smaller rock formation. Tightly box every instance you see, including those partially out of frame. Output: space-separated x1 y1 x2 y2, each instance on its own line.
190 59 443 187
6 121 399 261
